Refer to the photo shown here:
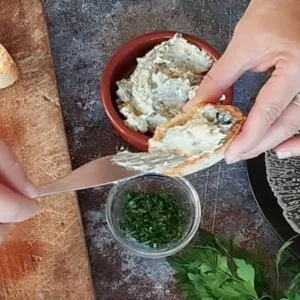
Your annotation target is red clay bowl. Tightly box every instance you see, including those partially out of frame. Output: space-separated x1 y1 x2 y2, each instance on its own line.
101 31 233 152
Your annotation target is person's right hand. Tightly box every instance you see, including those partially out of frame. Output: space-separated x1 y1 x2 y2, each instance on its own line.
0 141 39 243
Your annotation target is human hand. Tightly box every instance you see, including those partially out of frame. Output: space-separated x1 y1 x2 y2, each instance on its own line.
184 0 300 163
0 141 38 243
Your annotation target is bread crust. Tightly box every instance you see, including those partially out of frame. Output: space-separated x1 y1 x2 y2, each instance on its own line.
149 104 245 176
0 44 19 89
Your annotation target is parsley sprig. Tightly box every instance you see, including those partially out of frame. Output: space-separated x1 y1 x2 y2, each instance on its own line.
168 229 300 300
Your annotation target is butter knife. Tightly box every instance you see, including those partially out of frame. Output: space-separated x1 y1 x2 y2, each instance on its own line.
35 152 183 198
35 156 141 198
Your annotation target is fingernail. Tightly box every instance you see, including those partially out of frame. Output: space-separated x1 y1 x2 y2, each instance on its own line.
276 151 292 159
225 155 242 164
24 185 38 199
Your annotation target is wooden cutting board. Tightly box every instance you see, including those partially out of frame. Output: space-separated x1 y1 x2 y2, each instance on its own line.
0 1 96 299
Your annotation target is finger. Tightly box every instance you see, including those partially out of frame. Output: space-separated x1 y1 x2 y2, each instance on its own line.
0 183 39 223
275 136 300 159
183 43 249 111
0 223 10 243
238 102 300 160
226 60 300 163
0 140 37 198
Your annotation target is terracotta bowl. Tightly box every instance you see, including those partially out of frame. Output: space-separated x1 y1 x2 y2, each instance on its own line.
101 31 233 152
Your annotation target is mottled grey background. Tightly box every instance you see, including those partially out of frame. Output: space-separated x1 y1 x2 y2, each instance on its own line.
43 1 280 299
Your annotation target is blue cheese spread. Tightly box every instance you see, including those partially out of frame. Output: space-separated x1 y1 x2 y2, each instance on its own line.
116 33 213 133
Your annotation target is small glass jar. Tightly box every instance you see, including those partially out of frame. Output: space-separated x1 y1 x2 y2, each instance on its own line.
106 174 201 258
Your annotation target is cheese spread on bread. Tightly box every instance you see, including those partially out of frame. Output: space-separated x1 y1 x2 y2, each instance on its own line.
149 105 234 157
113 104 244 176
116 33 213 133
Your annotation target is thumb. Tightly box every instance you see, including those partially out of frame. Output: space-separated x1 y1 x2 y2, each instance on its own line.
275 136 300 159
183 43 248 111
0 183 39 223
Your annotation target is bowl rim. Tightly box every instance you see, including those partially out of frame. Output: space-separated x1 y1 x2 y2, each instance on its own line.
105 174 201 259
100 30 234 152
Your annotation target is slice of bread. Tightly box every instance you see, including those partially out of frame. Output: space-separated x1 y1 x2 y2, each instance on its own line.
149 103 244 176
112 104 245 176
0 44 19 89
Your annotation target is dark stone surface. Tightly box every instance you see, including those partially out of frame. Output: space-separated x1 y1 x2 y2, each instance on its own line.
43 1 281 299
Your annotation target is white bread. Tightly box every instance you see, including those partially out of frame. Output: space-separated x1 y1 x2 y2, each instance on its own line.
0 44 19 89
113 104 245 176
149 104 244 176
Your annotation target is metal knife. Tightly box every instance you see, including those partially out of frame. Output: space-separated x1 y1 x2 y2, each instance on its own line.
34 152 183 198
35 156 142 198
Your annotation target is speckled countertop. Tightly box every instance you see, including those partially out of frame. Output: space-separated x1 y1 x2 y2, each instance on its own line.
43 1 281 299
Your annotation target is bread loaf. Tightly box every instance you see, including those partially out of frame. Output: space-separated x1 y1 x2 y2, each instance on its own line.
0 44 19 89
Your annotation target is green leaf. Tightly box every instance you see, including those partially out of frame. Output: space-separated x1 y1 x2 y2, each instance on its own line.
174 273 193 289
217 255 229 272
194 287 215 300
198 228 216 244
187 272 216 299
214 281 257 299
287 273 300 296
167 257 189 274
199 263 212 274
242 281 259 298
253 263 274 298
201 271 230 290
168 231 300 300
280 257 300 276
214 236 232 258
188 273 204 286
276 238 296 291
282 294 300 300
229 234 240 256
234 258 255 287
186 248 219 271
276 240 295 272
260 296 274 300
295 294 300 300
214 283 242 298
189 260 203 271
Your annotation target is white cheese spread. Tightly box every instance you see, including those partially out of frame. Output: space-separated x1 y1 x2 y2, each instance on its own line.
116 33 213 133
150 105 235 157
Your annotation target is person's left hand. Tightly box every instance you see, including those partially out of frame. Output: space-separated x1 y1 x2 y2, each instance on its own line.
184 0 300 162
0 141 39 243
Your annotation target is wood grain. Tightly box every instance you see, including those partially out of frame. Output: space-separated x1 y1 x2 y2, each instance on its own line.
0 0 95 299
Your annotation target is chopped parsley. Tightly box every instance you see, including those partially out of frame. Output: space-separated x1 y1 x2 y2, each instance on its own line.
120 190 186 248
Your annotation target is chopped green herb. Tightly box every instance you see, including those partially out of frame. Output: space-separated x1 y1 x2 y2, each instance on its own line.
120 190 185 248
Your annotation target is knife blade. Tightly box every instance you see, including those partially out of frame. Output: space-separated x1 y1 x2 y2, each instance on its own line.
35 156 143 198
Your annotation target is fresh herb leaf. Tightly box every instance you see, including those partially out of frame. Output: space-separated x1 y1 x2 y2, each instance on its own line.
167 257 189 274
276 239 296 292
168 231 300 300
280 257 300 276
229 235 240 257
286 273 300 296
234 258 255 287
